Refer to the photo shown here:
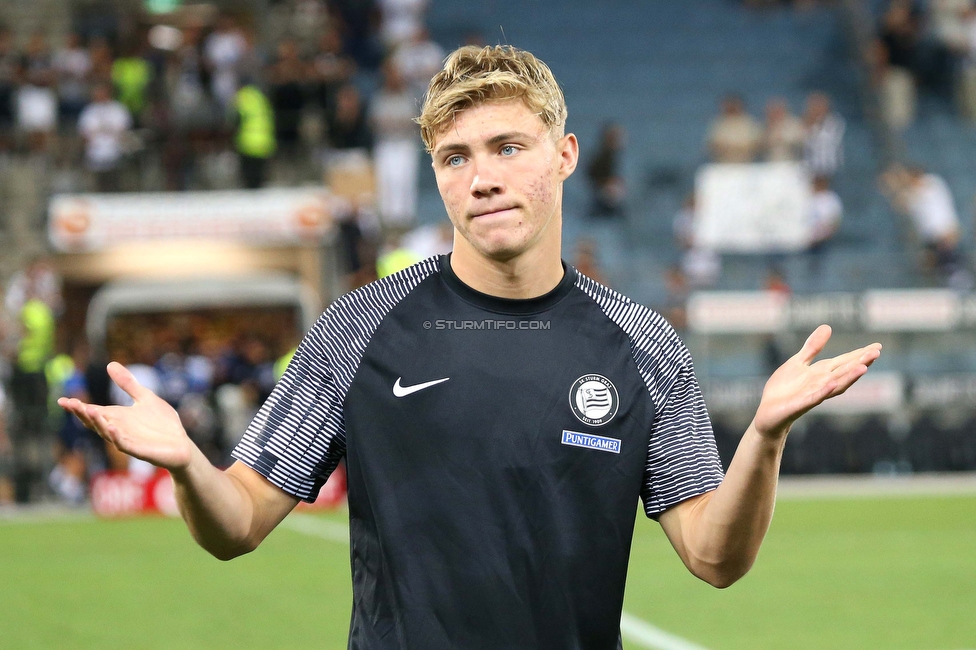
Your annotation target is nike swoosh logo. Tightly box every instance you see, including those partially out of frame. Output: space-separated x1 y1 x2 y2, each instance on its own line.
393 376 450 397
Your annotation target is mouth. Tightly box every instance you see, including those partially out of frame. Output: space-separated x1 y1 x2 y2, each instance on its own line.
470 206 519 219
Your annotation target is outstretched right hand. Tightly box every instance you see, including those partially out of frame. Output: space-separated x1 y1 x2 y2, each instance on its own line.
58 362 194 472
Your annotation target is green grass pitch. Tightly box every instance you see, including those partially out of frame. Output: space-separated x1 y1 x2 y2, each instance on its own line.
1 495 974 649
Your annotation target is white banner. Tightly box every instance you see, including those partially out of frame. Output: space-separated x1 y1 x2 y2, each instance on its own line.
695 162 811 252
49 188 335 252
687 291 790 334
862 289 960 331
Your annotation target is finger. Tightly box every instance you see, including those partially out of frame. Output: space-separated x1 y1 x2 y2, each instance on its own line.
107 361 153 404
824 362 870 398
59 398 97 431
796 324 832 365
820 342 883 372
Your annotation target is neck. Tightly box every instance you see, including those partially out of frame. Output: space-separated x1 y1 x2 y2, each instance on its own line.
449 225 564 300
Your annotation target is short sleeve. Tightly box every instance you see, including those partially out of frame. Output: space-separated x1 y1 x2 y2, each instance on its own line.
231 312 347 502
641 360 725 519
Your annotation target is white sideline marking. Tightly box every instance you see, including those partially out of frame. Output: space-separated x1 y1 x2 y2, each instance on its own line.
282 513 710 650
0 505 95 525
619 612 710 650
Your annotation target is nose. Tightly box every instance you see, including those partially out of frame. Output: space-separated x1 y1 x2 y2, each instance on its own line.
469 159 504 197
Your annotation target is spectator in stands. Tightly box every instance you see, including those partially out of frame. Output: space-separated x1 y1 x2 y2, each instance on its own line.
204 14 248 111
331 0 383 68
882 164 966 284
957 6 976 121
879 0 921 76
587 122 627 219
802 92 844 178
379 0 429 49
0 27 17 154
16 33 57 154
78 81 133 192
393 27 445 100
327 83 372 151
370 61 419 227
762 97 805 161
806 175 842 272
53 33 92 130
87 36 113 86
673 193 721 287
233 79 276 189
111 37 152 126
876 1 919 129
3 257 62 317
268 38 308 166
707 93 762 163
311 26 356 120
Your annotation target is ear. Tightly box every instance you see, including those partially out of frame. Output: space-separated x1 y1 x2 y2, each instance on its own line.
557 133 579 181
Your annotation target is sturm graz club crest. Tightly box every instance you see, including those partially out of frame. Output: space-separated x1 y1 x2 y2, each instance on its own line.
569 374 619 426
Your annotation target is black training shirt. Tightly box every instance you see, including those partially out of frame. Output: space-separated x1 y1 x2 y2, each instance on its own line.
233 255 724 649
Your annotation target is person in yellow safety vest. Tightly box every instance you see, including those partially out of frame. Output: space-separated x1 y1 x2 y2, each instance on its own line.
234 82 276 189
9 296 55 503
111 48 152 123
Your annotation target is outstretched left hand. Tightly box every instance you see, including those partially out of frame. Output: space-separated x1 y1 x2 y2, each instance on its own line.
754 325 882 440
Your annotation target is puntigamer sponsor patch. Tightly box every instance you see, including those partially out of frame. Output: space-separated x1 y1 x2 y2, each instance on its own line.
561 430 621 454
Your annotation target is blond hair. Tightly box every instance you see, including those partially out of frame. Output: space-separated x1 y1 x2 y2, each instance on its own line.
416 45 568 152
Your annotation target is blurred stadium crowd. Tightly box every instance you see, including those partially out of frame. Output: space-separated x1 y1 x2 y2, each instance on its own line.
2 0 976 507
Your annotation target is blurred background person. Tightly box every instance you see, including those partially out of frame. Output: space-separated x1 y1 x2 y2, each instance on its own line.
807 175 843 272
392 27 445 100
803 91 845 178
267 38 308 182
16 32 57 155
882 164 966 285
0 27 17 155
6 283 55 503
52 32 92 132
233 79 276 189
203 14 248 112
311 26 356 123
370 60 419 228
587 122 627 219
707 93 761 163
326 83 372 153
111 36 152 127
78 81 132 192
673 193 721 288
762 96 805 161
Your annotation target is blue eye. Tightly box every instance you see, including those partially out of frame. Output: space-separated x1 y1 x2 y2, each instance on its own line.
448 155 464 167
500 145 517 156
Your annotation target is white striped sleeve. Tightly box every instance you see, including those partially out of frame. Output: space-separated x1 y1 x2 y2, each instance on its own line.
231 257 440 501
574 272 724 519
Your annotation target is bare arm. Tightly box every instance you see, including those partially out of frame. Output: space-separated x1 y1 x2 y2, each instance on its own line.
60 362 298 560
659 325 881 588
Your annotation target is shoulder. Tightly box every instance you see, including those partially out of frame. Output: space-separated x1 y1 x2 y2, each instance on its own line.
313 256 441 341
573 270 691 370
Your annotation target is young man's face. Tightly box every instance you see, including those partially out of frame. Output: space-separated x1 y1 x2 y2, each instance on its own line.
431 99 578 262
